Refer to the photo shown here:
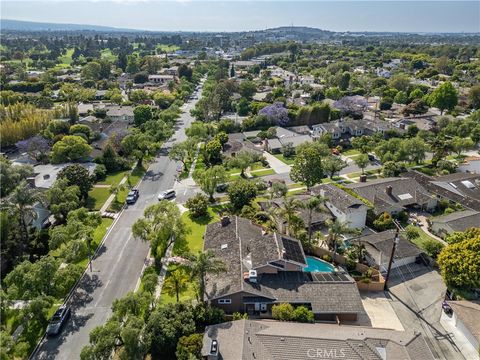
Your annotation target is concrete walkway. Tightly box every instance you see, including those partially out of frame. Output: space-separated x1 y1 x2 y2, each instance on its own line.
99 176 128 214
417 215 447 245
263 151 291 174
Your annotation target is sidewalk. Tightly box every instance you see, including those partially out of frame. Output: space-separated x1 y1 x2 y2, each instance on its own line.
99 176 128 214
263 151 291 174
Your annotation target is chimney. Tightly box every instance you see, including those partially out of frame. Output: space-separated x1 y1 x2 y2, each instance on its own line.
248 270 258 283
26 177 36 188
220 216 230 227
385 185 393 196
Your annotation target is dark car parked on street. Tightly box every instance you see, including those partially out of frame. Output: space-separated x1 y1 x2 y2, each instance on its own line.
126 189 139 204
46 305 71 336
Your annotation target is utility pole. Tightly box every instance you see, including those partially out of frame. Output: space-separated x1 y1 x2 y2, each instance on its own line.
383 220 401 290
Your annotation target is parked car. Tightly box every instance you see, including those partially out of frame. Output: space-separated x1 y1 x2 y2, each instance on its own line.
216 183 229 193
158 189 176 200
46 305 71 336
126 189 139 204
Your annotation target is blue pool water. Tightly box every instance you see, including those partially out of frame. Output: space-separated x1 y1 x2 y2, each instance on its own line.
303 256 336 273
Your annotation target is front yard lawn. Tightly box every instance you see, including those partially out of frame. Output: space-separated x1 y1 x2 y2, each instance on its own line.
409 228 441 252
97 171 127 187
274 153 295 165
160 265 197 304
342 149 361 156
251 169 275 177
175 208 220 255
86 187 111 210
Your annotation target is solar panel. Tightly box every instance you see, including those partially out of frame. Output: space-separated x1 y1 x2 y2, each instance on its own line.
281 237 307 264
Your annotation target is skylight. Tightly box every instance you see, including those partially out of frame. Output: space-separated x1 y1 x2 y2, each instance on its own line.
461 180 475 189
398 193 413 200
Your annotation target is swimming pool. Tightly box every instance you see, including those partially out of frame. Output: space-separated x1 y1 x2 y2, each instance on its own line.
303 256 335 273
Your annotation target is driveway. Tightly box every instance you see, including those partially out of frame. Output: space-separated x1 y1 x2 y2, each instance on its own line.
262 151 291 174
359 292 404 330
387 264 466 360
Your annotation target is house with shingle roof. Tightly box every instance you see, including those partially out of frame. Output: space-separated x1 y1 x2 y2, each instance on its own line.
351 230 423 273
311 184 368 229
430 210 480 237
203 216 365 322
202 320 435 360
445 301 480 354
347 177 437 215
405 171 480 212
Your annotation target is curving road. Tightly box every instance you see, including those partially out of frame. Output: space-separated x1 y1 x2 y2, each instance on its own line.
32 85 203 359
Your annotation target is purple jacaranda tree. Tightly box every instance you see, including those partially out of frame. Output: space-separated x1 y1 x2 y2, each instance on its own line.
16 136 51 162
259 102 290 127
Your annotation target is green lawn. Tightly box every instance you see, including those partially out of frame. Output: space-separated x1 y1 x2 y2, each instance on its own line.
175 208 220 255
129 166 146 187
160 265 197 304
86 187 111 211
409 228 441 251
156 44 180 53
342 149 361 156
93 218 114 246
274 153 295 165
58 48 74 65
98 171 127 187
251 169 275 177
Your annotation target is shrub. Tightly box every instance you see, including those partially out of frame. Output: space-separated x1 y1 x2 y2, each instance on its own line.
232 312 248 320
176 333 203 360
281 143 295 158
423 239 444 259
94 164 107 180
292 306 314 323
185 194 209 218
405 225 419 240
373 212 395 231
322 254 332 263
345 258 356 271
272 303 294 321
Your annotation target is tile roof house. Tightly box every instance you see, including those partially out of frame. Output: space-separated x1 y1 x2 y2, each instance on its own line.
430 210 480 237
312 118 397 142
404 171 480 212
351 230 423 273
347 177 437 215
311 184 368 229
204 217 365 322
223 133 263 157
202 320 435 360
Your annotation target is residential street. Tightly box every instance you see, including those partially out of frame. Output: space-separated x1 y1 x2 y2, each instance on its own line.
32 88 202 359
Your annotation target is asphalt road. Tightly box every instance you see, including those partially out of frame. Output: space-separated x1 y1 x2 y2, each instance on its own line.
33 87 202 360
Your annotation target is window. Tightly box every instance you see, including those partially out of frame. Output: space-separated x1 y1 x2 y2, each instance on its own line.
218 299 232 304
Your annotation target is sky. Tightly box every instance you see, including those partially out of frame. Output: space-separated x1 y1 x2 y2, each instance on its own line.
1 1 479 33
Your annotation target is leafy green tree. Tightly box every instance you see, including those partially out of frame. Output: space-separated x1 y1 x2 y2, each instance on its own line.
351 136 375 154
423 239 444 259
132 201 187 259
354 153 370 175
290 142 329 188
205 138 222 165
187 251 226 302
121 316 148 360
275 197 303 237
0 157 34 197
176 333 203 360
80 319 122 360
48 178 81 223
169 139 197 171
302 196 327 247
69 124 92 140
438 235 480 290
468 84 480 109
402 137 428 164
373 212 395 231
51 135 92 163
24 295 55 328
239 80 256 99
153 91 175 109
227 151 256 177
451 136 474 156
121 130 158 167
195 165 227 202
58 164 93 199
429 81 458 115
133 105 153 126
325 219 358 264
164 268 190 303
227 179 257 210
185 194 209 218
394 91 408 104
323 155 347 179
268 182 288 199
185 122 209 140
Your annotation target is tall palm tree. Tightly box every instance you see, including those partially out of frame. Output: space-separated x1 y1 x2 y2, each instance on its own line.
163 267 189 303
325 219 359 264
275 197 303 236
3 181 44 255
302 195 327 247
187 250 226 302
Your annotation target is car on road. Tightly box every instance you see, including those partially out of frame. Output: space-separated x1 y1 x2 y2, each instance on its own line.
158 189 176 200
46 305 71 336
126 189 139 204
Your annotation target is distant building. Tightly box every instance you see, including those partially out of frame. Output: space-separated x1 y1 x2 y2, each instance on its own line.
148 74 175 85
32 163 97 189
105 106 134 123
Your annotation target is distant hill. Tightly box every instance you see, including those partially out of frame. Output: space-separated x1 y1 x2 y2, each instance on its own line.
0 19 141 32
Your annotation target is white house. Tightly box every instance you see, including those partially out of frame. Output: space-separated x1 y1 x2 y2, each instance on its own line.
312 184 368 229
